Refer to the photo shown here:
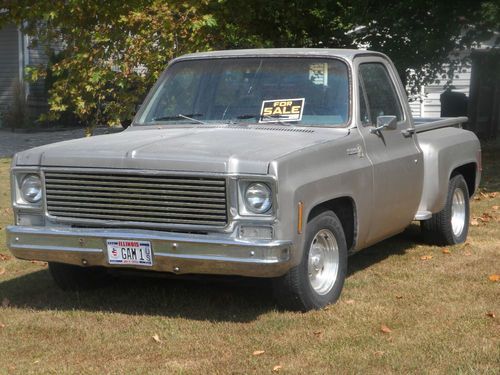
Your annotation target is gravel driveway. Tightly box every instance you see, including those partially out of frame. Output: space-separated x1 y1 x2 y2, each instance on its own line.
0 127 122 158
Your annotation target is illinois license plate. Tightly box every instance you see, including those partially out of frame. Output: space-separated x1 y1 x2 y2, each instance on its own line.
106 239 153 266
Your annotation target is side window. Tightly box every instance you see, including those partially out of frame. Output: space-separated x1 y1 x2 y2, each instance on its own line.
359 63 403 124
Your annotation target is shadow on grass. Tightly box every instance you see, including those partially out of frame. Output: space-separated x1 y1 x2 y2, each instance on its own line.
0 224 423 321
480 140 500 193
0 270 276 322
347 223 423 277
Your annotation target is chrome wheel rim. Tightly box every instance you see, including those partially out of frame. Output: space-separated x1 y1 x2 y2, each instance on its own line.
308 229 339 295
451 188 466 237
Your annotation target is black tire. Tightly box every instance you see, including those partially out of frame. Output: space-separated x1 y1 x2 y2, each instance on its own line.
421 174 470 245
48 262 111 291
273 211 348 311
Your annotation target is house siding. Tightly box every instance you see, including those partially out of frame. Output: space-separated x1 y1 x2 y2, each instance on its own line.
0 24 21 118
409 66 471 118
408 37 497 119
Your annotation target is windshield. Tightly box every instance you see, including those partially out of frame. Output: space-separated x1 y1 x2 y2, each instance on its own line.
137 57 350 126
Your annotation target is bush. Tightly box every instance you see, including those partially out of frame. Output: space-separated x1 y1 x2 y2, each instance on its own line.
2 80 31 130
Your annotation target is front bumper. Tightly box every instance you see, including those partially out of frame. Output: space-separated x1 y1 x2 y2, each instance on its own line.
6 226 293 278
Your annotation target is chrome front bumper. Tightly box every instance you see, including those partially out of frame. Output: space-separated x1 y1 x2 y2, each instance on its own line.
6 226 293 277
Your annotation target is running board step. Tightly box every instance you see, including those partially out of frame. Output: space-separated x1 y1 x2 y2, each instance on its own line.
414 211 432 220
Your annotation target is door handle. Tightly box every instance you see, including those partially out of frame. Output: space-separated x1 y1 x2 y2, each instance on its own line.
401 128 416 137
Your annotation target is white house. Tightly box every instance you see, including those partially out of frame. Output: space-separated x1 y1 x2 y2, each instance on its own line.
408 36 498 119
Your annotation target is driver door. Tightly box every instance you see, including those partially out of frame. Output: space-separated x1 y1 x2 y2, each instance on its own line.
356 57 423 244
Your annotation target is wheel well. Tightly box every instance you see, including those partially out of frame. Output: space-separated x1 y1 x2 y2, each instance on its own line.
307 197 356 251
451 163 476 197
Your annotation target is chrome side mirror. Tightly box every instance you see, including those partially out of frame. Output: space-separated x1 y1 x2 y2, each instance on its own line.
370 115 398 134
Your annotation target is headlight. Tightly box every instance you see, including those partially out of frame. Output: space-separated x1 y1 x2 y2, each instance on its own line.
244 183 272 214
20 174 42 203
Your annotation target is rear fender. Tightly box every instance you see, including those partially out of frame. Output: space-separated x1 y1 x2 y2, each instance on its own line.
417 127 480 214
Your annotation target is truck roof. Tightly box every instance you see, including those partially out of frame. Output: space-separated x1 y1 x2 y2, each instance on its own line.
173 48 386 63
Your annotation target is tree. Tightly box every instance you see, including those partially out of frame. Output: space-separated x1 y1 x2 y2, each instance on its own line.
209 0 499 95
1 0 217 132
1 0 498 130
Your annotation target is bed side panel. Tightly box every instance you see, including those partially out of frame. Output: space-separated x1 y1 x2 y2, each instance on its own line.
417 127 480 214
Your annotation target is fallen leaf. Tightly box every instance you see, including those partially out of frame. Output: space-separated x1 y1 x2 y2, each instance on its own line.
486 311 496 319
480 192 489 199
489 192 498 198
442 248 451 255
1 298 10 308
253 350 265 356
380 325 392 334
488 274 500 282
470 218 479 226
272 365 282 372
478 213 493 223
473 195 481 201
345 299 355 304
313 330 323 337
1 208 12 216
395 295 403 299
0 267 5 275
152 334 162 343
0 254 10 261
493 205 499 210
0 323 5 328
373 351 385 357
420 255 433 261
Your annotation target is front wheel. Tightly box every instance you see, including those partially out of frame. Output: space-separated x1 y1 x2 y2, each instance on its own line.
273 211 348 311
421 174 470 245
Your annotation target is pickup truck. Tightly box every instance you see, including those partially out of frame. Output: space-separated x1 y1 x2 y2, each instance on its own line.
6 49 481 311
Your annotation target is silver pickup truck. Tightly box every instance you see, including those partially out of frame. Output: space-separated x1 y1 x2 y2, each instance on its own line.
6 49 481 311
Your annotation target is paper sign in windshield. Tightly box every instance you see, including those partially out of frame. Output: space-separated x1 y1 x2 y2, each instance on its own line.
259 98 305 123
309 63 328 85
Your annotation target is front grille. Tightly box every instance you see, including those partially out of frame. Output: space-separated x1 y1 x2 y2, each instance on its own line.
44 171 228 227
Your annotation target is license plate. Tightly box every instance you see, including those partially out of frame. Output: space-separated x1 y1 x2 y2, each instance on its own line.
106 239 153 266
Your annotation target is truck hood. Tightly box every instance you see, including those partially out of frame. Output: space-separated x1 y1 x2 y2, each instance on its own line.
15 125 349 174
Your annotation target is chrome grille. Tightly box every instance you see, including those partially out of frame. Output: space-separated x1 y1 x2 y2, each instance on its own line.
44 171 228 227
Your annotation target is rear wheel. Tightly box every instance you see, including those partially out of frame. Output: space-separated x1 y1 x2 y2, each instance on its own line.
49 262 110 291
273 211 347 311
421 174 470 245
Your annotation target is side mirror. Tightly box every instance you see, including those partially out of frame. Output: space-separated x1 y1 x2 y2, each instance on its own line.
370 115 398 134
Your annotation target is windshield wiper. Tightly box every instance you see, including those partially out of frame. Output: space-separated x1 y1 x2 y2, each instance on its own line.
235 114 293 125
236 114 259 120
153 113 205 124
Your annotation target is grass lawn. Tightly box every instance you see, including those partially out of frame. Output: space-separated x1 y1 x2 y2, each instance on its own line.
0 144 499 374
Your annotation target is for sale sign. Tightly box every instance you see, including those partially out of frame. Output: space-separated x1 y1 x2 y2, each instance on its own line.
259 98 305 123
